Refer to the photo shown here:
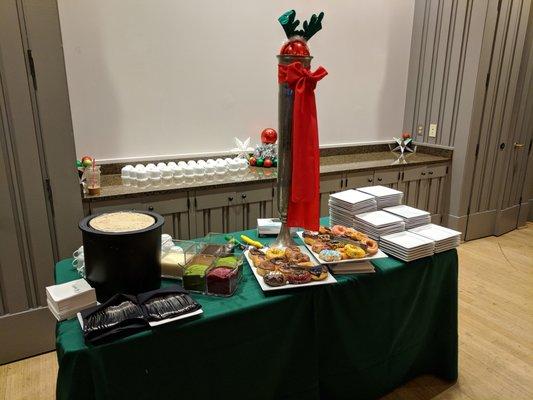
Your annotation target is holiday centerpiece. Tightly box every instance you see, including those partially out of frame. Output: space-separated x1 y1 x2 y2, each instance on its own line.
249 128 278 168
273 10 327 247
391 132 416 154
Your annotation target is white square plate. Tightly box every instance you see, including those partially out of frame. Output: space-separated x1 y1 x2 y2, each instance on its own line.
244 246 337 292
297 231 388 264
409 224 461 241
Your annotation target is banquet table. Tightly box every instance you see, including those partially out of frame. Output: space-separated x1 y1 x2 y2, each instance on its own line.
55 219 458 400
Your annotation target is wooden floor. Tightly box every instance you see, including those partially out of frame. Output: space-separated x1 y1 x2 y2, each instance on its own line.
1 224 532 400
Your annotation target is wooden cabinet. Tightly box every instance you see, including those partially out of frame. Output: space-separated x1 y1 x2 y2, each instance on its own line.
88 193 191 239
143 194 190 239
345 171 375 188
374 169 402 189
192 182 274 237
345 169 402 189
319 173 344 217
400 163 449 223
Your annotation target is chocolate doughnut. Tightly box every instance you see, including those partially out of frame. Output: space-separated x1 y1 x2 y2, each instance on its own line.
263 271 286 287
287 268 312 284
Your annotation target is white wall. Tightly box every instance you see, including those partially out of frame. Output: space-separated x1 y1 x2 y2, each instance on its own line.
58 0 414 163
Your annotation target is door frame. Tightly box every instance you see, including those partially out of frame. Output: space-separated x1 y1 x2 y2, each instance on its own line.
0 0 82 364
464 0 532 240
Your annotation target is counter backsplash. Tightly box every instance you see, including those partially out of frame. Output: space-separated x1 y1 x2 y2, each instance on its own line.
97 142 453 175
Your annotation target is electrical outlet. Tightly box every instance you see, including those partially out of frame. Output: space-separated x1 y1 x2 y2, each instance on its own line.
417 125 424 135
429 123 437 138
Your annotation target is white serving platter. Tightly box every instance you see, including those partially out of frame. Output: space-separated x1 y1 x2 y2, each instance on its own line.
244 246 337 292
296 231 388 265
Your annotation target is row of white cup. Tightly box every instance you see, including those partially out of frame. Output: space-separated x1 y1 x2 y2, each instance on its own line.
121 158 249 184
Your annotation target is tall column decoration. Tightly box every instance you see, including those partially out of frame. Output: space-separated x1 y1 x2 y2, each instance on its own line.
273 10 327 247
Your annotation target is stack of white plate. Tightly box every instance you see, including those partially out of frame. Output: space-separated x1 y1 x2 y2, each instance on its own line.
353 210 405 240
409 224 461 252
382 205 431 229
356 185 403 209
329 190 377 227
380 231 435 262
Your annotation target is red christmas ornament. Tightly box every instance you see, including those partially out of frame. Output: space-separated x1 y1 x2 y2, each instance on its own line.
263 158 273 168
249 156 257 166
280 39 310 56
261 128 278 144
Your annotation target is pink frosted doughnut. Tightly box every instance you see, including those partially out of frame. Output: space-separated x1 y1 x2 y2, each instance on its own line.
331 225 347 237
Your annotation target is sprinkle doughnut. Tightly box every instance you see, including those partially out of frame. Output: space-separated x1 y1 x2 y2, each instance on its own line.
331 225 347 236
319 249 342 262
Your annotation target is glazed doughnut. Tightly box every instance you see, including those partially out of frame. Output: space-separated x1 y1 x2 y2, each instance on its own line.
344 227 357 237
304 236 316 246
311 242 329 254
277 264 293 277
318 226 331 235
291 252 310 263
250 255 266 267
362 238 378 255
257 260 276 276
296 261 315 268
284 246 302 260
266 248 285 260
331 225 347 236
339 249 350 260
328 240 346 250
344 244 366 259
248 248 266 267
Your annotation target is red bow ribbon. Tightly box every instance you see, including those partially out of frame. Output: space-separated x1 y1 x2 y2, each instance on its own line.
278 62 327 231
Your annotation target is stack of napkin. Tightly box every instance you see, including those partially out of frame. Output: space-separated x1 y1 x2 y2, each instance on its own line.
380 231 435 262
353 210 405 241
329 190 377 227
46 279 97 321
356 185 403 209
383 205 431 229
409 224 461 252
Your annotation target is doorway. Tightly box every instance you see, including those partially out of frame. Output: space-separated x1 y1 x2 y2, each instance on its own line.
0 0 82 364
465 0 533 241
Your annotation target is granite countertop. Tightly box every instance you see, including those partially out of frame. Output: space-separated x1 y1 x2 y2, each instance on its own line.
84 151 451 202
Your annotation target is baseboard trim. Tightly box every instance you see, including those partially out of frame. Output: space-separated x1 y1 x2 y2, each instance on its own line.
446 214 467 240
0 307 55 364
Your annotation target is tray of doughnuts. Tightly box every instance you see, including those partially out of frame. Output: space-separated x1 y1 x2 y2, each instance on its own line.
244 245 337 292
297 225 388 264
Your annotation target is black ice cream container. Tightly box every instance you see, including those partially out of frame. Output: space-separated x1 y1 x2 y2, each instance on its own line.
79 211 164 302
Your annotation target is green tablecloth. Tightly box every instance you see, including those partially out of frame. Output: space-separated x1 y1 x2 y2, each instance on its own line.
55 220 457 400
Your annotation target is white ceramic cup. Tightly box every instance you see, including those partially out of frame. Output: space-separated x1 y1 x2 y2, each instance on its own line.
73 246 84 258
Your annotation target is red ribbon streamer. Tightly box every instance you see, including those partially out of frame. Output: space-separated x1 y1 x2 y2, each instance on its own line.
278 62 327 231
